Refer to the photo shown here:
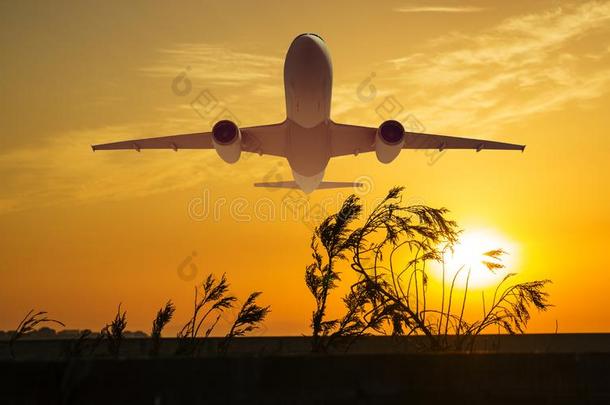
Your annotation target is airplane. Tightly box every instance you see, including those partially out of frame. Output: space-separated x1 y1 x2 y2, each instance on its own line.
92 33 525 193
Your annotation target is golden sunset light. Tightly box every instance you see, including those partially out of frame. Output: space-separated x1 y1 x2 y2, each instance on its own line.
3 1 610 402
433 228 519 289
2 0 610 339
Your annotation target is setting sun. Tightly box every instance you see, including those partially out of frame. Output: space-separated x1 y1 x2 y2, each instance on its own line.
432 229 519 289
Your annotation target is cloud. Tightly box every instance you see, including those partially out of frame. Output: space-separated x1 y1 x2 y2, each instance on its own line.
394 5 486 13
337 1 610 138
0 42 289 216
0 122 283 216
3 3 610 215
141 43 285 126
140 43 283 88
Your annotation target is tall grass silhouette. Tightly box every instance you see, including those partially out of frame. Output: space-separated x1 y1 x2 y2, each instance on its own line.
6 274 269 359
306 187 551 351
9 310 64 358
220 292 270 353
150 300 175 356
176 273 270 356
101 304 127 357
176 273 236 355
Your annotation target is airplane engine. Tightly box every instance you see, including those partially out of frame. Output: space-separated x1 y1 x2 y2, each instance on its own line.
375 120 405 163
212 120 242 163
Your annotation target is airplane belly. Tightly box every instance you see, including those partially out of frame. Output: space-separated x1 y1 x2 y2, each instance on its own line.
284 34 332 128
287 121 330 177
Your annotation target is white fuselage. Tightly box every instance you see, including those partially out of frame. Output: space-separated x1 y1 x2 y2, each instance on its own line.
283 34 333 193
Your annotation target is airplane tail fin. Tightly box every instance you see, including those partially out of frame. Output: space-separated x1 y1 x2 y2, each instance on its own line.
254 181 363 190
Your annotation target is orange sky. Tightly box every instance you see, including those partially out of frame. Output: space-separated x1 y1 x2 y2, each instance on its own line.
1 0 610 335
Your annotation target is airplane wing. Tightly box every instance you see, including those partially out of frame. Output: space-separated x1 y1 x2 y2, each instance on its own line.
329 122 525 157
92 122 289 157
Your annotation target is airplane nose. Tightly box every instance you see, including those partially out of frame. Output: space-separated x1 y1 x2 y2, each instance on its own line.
291 33 324 48
288 34 325 60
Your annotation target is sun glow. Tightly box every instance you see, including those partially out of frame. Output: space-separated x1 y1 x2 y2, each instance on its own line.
432 229 519 289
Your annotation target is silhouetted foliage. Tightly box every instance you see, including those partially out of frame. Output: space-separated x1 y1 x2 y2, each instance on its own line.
306 187 552 351
306 194 363 351
176 273 271 356
150 300 175 356
9 310 64 358
220 292 271 353
101 304 127 357
176 273 237 355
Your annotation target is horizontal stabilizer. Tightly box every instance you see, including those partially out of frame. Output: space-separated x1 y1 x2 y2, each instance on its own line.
317 181 364 189
254 181 300 189
254 181 363 190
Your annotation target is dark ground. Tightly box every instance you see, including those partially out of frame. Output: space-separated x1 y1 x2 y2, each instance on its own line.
1 335 610 404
